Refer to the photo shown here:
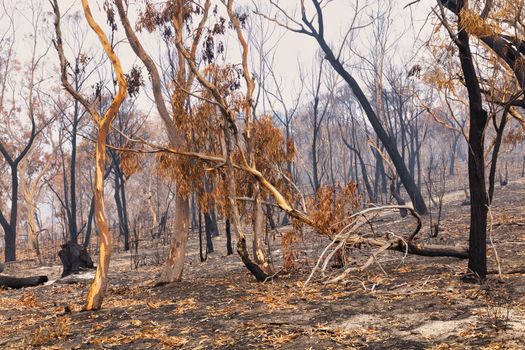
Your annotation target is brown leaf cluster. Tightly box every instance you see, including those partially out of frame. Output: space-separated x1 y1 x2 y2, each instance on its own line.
119 149 142 177
308 182 361 236
459 9 501 38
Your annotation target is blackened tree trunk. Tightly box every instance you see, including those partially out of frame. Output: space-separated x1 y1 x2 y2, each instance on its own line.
225 218 233 255
83 162 114 249
466 108 488 279
68 97 80 243
204 212 215 253
3 225 16 263
488 109 509 203
0 275 48 289
0 126 36 262
449 132 460 176
342 140 376 203
120 174 130 251
3 165 19 261
113 164 130 251
198 210 205 261
83 197 95 249
456 10 489 279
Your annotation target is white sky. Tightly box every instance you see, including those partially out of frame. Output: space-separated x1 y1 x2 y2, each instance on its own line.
5 0 437 114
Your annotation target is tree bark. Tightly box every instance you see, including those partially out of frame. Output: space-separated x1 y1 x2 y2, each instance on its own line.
85 125 114 310
158 192 189 283
225 219 233 255
341 138 376 202
488 110 508 203
52 0 127 310
2 166 19 262
115 0 191 283
456 9 489 279
253 187 272 274
204 213 215 253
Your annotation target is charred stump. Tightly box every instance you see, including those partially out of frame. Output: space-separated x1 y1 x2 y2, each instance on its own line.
58 241 95 277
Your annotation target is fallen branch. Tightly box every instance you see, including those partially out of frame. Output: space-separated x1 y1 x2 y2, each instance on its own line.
306 205 469 285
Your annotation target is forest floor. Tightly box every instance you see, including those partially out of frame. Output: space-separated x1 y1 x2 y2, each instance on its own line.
1 179 525 349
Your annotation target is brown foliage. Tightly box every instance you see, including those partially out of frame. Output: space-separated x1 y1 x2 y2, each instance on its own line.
120 149 142 177
459 8 501 37
308 183 361 237
155 151 202 199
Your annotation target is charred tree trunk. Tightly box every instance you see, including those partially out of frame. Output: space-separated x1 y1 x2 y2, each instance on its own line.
225 218 233 256
3 225 16 263
83 197 95 249
488 110 509 204
342 139 376 203
456 11 489 280
390 178 408 217
0 164 21 262
204 212 215 253
113 166 130 251
467 109 488 279
449 133 460 176
83 162 114 250
199 209 205 262
68 99 80 244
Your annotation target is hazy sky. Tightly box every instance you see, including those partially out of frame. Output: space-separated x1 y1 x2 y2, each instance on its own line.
5 0 436 111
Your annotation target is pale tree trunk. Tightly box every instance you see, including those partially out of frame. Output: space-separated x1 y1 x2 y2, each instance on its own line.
85 127 112 310
19 159 48 263
51 0 127 309
26 201 41 262
252 186 271 274
115 0 194 283
158 192 189 283
147 176 158 237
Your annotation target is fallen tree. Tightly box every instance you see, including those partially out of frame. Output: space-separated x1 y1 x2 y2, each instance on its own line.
0 275 48 289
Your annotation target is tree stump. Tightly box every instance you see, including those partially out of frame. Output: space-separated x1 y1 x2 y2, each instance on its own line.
58 242 95 277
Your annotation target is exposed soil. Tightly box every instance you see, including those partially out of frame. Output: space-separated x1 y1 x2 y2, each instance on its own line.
1 179 525 349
